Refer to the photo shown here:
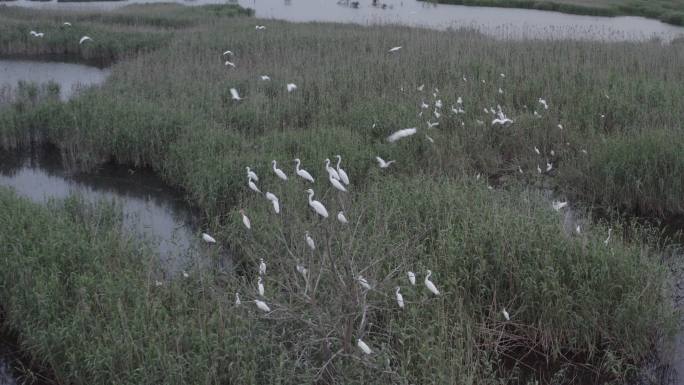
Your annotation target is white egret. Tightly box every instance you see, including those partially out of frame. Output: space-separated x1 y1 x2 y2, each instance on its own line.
324 159 341 180
79 36 93 44
604 228 612 245
335 155 349 185
502 308 510 321
357 339 372 355
230 88 243 101
224 61 236 68
235 293 241 306
63 22 72 27
534 146 540 155
257 276 265 296
305 231 316 250
552 201 568 211
420 101 429 109
29 31 44 38
498 88 504 94
255 299 270 312
457 96 463 105
491 117 513 126
546 162 553 172
182 270 189 278
500 73 505 78
248 178 261 193
265 192 280 214
407 271 416 285
388 46 402 53
557 124 564 130
451 106 465 114
259 258 267 275
433 110 441 120
222 50 233 56
286 83 297 92
357 276 371 290
329 174 347 192
375 156 395 169
260 75 270 81
435 99 443 109
306 189 329 218
337 211 349 224
534 111 541 118
425 134 434 143
255 25 266 30
294 158 315 183
575 224 581 234
424 270 440 295
296 263 308 277
395 287 405 308
272 160 288 181
239 209 251 230
155 280 163 287
550 150 555 156
417 84 424 91
246 166 258 182
538 98 549 110
537 164 542 174
427 121 439 129
202 233 216 243
518 166 523 174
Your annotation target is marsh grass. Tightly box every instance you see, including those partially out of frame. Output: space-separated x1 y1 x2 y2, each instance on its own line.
0 3 681 384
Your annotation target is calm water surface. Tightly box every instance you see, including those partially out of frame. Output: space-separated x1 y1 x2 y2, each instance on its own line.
6 0 684 41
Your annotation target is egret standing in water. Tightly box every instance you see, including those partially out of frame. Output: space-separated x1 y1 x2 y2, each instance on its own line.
335 155 350 185
424 270 440 295
294 159 314 183
395 287 405 308
239 209 251 230
272 160 288 181
306 189 329 218
305 231 316 251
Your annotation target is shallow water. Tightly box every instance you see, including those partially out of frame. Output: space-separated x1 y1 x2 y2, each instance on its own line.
6 0 684 42
0 59 110 102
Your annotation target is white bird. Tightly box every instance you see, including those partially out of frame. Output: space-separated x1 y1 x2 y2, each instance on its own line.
306 189 329 218
417 84 424 91
235 293 241 306
255 25 266 30
500 73 505 78
239 209 251 230
272 160 288 181
357 276 371 290
294 159 314 183
202 233 216 243
258 276 265 296
407 271 416 285
224 61 236 68
246 166 259 182
260 75 271 81
451 106 465 114
388 46 402 53
63 22 72 27
433 109 441 119
325 159 340 180
222 50 233 56
424 270 440 295
387 127 417 143
182 270 189 278
30 31 44 38
154 280 163 287
305 231 316 250
537 164 542 174
286 83 297 92
337 211 348 224
259 258 267 275
552 201 568 211
230 88 242 101
329 174 347 192
296 263 308 277
557 124 564 130
420 101 429 109
395 287 405 308
357 339 372 355
255 299 270 312
575 224 581 234
265 192 280 214
375 156 395 169
425 134 434 143
456 96 463 105
248 178 262 193
335 155 350 185
435 99 443 109
427 121 439 129
534 146 540 155
518 166 524 174
538 98 549 110
502 308 510 321
491 117 513 126
534 110 541 118
79 36 93 44
498 88 504 94
604 228 612 245
546 162 553 172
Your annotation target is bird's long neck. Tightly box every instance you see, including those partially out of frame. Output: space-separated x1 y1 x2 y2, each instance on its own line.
336 157 341 169
295 160 300 171
426 272 431 280
272 162 277 171
308 191 314 203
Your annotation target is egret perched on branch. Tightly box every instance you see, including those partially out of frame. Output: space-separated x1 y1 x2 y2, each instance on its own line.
357 276 371 290
357 339 372 354
286 83 297 92
337 211 348 224
407 271 416 285
265 192 280 214
79 36 93 44
255 299 270 312
335 155 349 185
306 189 328 218
257 276 265 297
329 174 347 192
259 259 266 275
387 128 417 143
388 46 402 53
272 160 288 181
324 159 340 180
202 233 216 243
230 88 243 101
305 231 316 251
395 287 405 308
375 156 395 169
246 166 259 182
239 209 251 230
248 178 261 193
294 159 314 183
424 270 440 295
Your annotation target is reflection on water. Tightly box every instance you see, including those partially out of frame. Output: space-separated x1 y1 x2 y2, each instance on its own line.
0 147 203 276
5 0 684 41
0 59 110 102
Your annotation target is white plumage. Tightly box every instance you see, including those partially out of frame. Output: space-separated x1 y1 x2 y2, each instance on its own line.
259 258 266 275
230 88 242 101
246 166 259 182
286 83 297 92
407 271 416 285
272 160 288 181
357 275 371 290
387 127 417 143
552 201 568 211
260 75 271 81
388 46 402 53
424 270 440 295
255 299 270 312
265 192 280 214
235 293 241 306
202 233 216 243
335 155 350 185
306 189 329 218
239 209 251 230
337 211 349 224
325 159 341 180
258 276 265 297
294 158 314 183
329 174 347 192
357 339 373 354
395 287 405 308
305 231 316 251
375 156 395 169
248 178 261 193
79 36 93 44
